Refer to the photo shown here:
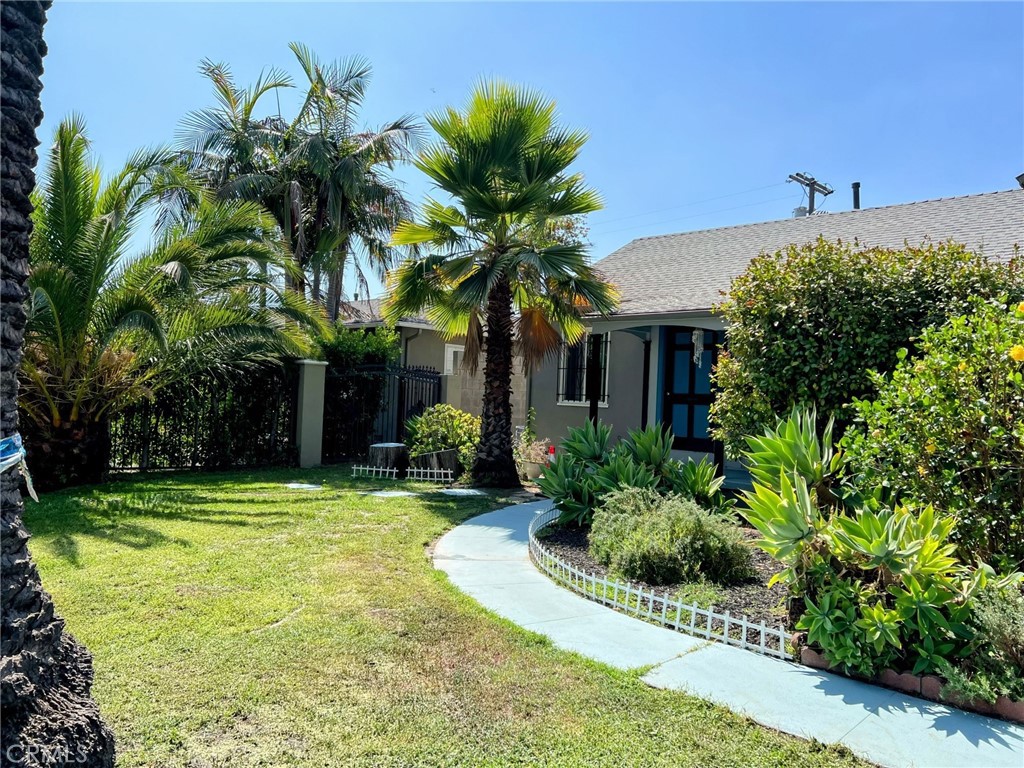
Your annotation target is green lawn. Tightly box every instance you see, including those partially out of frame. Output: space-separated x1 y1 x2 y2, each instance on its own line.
26 467 866 767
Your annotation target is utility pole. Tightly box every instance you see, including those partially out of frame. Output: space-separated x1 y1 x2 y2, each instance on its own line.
787 172 834 214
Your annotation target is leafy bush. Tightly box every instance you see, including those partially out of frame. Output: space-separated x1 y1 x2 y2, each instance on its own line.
842 299 1024 568
740 410 1021 678
938 585 1024 703
405 404 481 474
536 422 732 525
712 238 1023 457
590 490 753 586
316 325 401 369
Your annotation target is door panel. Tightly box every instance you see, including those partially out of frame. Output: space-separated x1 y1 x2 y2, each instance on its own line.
662 328 721 452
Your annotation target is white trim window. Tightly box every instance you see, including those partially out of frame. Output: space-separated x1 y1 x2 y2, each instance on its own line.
557 333 610 406
443 344 465 376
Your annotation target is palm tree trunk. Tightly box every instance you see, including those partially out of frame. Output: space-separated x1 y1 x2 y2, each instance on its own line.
326 267 342 323
325 248 347 323
311 263 322 305
471 275 521 487
1 3 116 764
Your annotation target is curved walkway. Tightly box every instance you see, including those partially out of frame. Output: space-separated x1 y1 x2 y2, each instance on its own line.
433 501 1024 768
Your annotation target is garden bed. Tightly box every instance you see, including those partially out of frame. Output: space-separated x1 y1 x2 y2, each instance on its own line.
539 523 790 630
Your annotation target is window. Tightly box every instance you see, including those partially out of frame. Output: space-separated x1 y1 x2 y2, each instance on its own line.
557 334 609 405
443 344 465 376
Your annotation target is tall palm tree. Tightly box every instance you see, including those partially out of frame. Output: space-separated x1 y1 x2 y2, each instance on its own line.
0 2 116 763
385 82 618 486
21 117 319 490
181 43 420 319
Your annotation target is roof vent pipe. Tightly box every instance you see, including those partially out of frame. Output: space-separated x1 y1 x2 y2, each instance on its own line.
852 181 861 210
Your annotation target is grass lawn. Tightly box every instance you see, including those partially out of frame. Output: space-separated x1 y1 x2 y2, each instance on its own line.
26 467 867 767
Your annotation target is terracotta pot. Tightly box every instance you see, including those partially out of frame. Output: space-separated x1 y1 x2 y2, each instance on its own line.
995 696 1024 725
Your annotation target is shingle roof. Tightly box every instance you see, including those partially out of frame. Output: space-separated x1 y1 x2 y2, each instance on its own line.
340 298 428 327
595 189 1023 317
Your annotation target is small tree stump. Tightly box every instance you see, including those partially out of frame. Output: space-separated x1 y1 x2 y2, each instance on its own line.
368 442 409 470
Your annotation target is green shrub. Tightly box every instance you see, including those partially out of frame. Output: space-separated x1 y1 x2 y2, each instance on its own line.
317 325 401 369
938 585 1024 703
590 491 753 586
712 239 1022 457
740 412 1021 678
536 422 732 526
405 404 481 474
842 299 1024 568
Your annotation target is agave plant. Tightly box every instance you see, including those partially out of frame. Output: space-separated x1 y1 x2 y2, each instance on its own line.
21 117 322 489
740 471 826 587
623 424 673 477
744 406 845 501
664 456 734 516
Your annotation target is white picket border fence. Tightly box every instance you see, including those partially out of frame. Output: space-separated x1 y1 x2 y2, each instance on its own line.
528 507 794 660
405 468 454 484
351 465 399 480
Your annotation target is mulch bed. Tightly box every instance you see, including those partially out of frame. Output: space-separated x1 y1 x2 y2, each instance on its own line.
539 525 792 630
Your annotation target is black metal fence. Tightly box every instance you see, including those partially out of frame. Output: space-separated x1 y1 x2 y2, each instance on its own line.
109 365 298 471
322 365 441 463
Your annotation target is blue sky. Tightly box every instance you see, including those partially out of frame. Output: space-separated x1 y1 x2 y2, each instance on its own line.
40 2 1023 298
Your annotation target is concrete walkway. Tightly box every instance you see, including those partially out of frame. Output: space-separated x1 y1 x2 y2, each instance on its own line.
433 501 1024 768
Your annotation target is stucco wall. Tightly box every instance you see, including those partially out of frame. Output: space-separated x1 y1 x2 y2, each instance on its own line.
529 330 645 445
400 327 527 427
400 327 446 370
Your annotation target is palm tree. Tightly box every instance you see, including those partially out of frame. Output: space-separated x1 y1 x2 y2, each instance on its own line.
182 43 420 319
0 2 115 763
21 117 319 489
385 82 618 486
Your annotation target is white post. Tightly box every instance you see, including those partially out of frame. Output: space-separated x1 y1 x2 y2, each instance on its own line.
296 359 328 468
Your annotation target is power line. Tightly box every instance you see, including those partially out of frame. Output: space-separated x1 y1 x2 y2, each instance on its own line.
593 192 803 237
588 182 788 232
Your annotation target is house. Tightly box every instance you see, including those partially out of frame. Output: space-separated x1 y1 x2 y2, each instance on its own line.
347 188 1022 472
531 188 1022 473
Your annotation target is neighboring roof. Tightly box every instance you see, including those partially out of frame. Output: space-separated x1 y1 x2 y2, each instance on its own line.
595 189 1023 317
339 298 430 328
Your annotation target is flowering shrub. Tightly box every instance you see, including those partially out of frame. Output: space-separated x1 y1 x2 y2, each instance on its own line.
712 239 1022 457
842 299 1024 568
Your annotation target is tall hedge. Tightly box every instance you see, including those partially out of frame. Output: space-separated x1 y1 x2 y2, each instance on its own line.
711 238 1022 457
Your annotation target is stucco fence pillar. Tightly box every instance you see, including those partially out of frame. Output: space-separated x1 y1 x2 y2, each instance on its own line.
295 359 328 468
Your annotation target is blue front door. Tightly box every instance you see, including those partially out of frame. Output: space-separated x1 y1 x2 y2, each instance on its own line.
662 327 721 452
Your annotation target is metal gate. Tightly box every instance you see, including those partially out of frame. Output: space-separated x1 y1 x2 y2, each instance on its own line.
322 365 441 463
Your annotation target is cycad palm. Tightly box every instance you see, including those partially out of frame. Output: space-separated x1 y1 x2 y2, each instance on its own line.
22 117 317 488
385 82 618 486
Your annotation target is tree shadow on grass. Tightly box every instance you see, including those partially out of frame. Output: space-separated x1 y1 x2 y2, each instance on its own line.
26 486 292 567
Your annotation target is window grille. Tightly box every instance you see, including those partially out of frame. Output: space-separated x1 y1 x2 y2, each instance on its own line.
557 334 609 404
